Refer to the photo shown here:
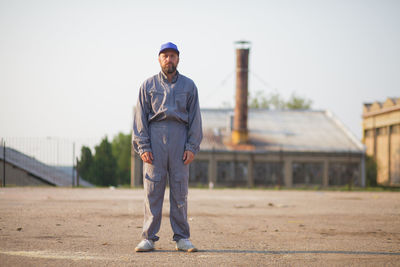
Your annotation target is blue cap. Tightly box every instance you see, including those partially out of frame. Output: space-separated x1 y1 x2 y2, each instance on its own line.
159 42 179 56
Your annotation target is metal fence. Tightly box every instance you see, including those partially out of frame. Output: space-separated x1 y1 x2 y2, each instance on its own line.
0 137 99 187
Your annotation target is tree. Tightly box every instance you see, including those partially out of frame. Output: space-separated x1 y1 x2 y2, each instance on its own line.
111 132 131 185
268 92 286 109
285 93 313 110
77 146 94 184
77 133 132 187
92 136 117 186
248 90 270 109
248 91 312 110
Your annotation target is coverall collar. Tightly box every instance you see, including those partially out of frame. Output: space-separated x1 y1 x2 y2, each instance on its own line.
159 70 179 84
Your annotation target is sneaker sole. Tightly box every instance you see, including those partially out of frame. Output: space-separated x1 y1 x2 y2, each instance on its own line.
176 247 198 252
135 248 154 252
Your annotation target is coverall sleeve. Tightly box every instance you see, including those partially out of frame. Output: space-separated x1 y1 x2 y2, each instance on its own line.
185 83 203 154
132 84 152 155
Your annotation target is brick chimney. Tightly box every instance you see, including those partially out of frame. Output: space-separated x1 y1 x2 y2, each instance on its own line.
232 40 250 145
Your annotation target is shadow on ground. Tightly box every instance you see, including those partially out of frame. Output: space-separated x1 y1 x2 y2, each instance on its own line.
148 250 400 256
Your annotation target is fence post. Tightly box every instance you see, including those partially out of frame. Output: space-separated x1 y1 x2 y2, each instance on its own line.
3 140 5 187
76 157 80 187
72 142 75 187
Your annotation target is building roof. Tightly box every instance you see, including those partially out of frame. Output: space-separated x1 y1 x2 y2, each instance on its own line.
0 146 93 187
363 97 400 117
200 109 364 154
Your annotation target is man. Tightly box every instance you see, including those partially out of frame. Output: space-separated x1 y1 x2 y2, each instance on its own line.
132 42 203 252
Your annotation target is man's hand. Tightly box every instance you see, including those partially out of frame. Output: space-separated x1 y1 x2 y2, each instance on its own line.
183 150 195 165
141 151 154 164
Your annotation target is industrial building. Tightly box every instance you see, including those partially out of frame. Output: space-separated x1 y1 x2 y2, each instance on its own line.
131 108 365 188
131 41 366 188
363 98 400 186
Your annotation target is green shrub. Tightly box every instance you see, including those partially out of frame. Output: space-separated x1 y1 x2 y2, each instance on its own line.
365 155 377 187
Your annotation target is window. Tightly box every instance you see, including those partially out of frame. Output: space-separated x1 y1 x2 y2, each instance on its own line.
329 163 359 186
253 162 284 186
292 162 323 185
364 129 373 138
391 124 400 134
217 161 248 186
189 160 209 185
377 127 388 136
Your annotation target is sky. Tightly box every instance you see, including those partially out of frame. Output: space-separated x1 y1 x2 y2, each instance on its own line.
1 0 399 145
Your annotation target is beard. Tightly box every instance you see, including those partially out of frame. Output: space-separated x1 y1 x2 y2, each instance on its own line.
162 64 177 74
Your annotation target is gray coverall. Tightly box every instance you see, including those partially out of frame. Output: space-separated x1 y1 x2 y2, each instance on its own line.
133 71 203 242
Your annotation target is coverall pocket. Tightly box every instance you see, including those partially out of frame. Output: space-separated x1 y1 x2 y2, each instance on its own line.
144 163 161 182
150 90 164 112
175 92 187 111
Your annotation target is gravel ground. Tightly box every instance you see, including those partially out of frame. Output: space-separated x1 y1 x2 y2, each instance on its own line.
0 187 399 266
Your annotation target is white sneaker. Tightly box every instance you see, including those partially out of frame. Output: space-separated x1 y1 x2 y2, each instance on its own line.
176 239 198 252
135 239 154 252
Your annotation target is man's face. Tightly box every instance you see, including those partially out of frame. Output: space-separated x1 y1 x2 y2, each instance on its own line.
158 50 179 74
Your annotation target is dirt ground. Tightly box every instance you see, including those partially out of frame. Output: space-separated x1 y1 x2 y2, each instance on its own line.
0 187 399 266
